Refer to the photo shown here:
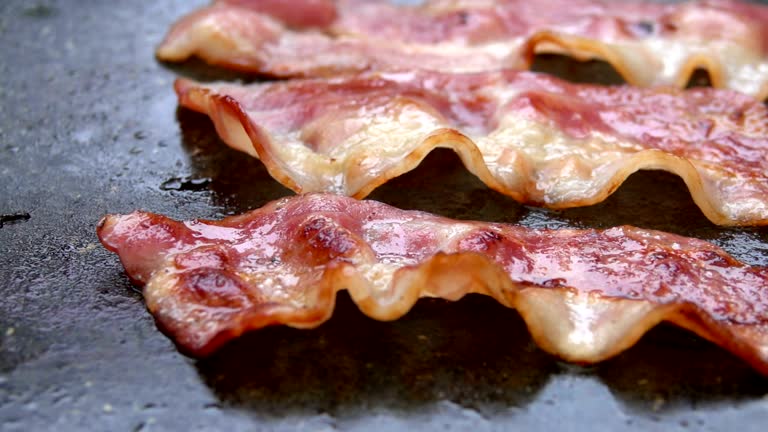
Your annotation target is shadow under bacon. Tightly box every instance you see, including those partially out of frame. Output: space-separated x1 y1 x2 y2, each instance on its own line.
193 293 767 417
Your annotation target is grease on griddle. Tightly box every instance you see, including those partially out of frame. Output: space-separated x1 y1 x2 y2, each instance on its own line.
0 212 31 228
160 176 212 192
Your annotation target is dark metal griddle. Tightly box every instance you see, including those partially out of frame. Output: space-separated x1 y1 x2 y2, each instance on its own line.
1 0 768 430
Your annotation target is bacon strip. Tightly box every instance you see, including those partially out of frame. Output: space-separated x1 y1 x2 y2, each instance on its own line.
97 194 768 373
157 0 768 98
174 70 768 226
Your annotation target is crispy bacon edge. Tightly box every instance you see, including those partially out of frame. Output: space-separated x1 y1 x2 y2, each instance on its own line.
97 194 768 375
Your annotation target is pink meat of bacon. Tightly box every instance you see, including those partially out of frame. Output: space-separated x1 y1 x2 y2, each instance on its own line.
174 70 768 226
157 0 768 98
98 194 768 374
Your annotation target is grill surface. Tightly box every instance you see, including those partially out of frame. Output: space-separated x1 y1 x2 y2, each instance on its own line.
1 1 767 430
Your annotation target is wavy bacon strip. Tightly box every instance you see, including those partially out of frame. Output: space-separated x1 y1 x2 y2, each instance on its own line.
175 70 768 226
157 0 768 98
97 194 768 373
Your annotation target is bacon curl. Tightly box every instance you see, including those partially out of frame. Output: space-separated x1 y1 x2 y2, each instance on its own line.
175 70 768 226
157 0 768 98
98 194 768 374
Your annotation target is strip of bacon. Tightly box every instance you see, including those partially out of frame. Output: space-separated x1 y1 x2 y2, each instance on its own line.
174 70 768 226
157 0 768 98
97 193 768 373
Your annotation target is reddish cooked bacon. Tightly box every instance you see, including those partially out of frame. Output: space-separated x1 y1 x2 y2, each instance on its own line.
97 194 768 373
174 70 768 226
157 0 768 98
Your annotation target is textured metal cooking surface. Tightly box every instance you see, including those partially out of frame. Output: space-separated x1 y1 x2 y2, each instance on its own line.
1 1 767 430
